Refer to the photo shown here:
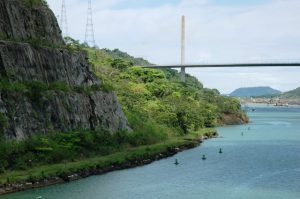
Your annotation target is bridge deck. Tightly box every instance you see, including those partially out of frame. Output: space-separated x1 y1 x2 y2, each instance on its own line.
143 63 300 68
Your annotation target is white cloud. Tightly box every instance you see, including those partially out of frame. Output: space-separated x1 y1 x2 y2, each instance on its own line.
46 0 300 93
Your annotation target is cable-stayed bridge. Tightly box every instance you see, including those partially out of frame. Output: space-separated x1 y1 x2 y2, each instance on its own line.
145 62 300 68
143 62 300 82
142 16 300 82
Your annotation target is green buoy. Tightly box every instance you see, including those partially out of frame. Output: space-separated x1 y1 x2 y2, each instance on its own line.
202 155 206 160
219 148 223 154
174 159 179 165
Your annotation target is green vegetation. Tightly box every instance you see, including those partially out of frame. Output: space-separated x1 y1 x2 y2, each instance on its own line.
0 36 82 52
87 47 247 134
0 80 112 94
0 39 247 186
280 87 300 99
0 129 168 172
0 129 214 184
252 87 300 100
23 0 48 7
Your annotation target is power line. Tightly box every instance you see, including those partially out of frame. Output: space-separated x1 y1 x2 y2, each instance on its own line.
60 0 68 37
85 0 96 47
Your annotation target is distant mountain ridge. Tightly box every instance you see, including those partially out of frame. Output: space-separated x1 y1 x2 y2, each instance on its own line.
230 87 282 97
280 87 300 99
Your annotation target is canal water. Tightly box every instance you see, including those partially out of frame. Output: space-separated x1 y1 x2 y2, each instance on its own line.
2 104 300 199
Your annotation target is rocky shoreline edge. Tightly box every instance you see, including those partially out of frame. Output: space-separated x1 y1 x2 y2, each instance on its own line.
0 132 218 196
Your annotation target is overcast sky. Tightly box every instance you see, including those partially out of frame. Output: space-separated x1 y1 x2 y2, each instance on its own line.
46 0 300 94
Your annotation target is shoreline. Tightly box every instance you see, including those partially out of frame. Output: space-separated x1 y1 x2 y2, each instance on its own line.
241 101 300 106
0 131 218 196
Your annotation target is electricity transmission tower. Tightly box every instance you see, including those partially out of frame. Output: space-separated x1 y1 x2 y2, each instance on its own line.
85 0 96 47
60 0 68 37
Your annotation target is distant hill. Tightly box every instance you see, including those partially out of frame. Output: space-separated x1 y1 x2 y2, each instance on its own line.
280 87 300 99
230 87 282 97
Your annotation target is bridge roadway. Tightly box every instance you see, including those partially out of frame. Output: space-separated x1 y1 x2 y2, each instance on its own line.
142 63 300 82
143 63 300 68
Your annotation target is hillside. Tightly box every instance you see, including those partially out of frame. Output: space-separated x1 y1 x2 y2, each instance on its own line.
230 87 281 97
0 0 247 191
0 41 249 191
280 87 300 99
86 47 248 129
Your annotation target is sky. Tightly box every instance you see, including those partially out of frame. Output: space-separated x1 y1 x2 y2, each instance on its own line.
46 0 300 94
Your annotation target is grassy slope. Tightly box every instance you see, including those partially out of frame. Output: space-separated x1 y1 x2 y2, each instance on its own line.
0 129 214 185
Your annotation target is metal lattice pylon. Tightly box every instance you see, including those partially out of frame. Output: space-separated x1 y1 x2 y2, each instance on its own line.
60 0 68 37
85 0 96 47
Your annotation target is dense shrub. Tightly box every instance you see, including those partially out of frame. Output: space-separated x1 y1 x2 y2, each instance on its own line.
0 114 169 170
87 47 247 134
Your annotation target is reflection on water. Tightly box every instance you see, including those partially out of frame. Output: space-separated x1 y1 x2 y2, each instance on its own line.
1 104 300 199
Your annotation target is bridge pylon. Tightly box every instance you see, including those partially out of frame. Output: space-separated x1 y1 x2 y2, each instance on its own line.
181 15 186 83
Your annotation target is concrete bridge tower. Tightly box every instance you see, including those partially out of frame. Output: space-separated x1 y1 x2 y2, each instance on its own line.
181 15 186 83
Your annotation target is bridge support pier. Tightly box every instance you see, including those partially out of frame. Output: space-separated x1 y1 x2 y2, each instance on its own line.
180 66 186 83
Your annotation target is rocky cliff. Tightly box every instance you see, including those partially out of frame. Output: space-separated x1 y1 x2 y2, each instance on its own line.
0 0 64 45
0 0 130 139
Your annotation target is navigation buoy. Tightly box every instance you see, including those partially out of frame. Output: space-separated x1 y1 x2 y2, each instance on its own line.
219 148 223 154
174 159 179 165
241 132 244 136
202 155 206 160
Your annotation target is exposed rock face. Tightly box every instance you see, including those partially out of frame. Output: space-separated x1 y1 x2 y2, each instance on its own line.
0 0 130 139
0 91 130 139
0 0 64 45
0 41 99 86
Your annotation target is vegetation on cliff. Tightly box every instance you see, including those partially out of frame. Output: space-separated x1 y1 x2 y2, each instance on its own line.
24 0 48 7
